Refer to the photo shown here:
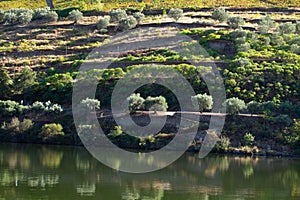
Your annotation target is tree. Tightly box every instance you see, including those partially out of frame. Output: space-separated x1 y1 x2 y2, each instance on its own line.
79 98 101 111
144 96 168 112
0 69 13 99
191 93 213 113
212 8 228 22
110 8 127 23
258 15 275 34
243 133 255 146
227 16 244 29
119 16 137 30
223 97 246 115
33 7 58 22
278 22 296 34
247 101 263 114
14 67 37 95
68 9 83 23
97 16 110 33
127 93 145 113
168 8 183 21
40 123 64 138
133 12 145 24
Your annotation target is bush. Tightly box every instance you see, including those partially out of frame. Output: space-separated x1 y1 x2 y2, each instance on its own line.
258 15 275 34
215 136 231 151
261 101 276 113
271 32 284 46
97 16 110 33
127 93 145 113
119 16 137 30
3 8 33 25
133 12 145 24
274 114 292 127
33 7 58 22
243 133 255 146
0 100 23 117
227 16 244 29
144 96 168 112
80 98 101 111
0 9 4 23
40 123 64 137
237 42 250 52
247 101 263 114
279 101 294 115
110 8 127 23
296 21 300 34
108 126 123 138
212 8 228 22
232 57 250 67
278 22 296 34
230 28 247 39
191 93 213 112
3 117 33 134
67 9 83 23
31 101 63 114
168 8 183 21
291 44 300 54
223 97 246 115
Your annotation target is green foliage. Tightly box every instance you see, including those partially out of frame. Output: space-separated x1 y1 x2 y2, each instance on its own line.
108 126 123 138
227 16 244 29
33 7 58 22
144 96 168 112
291 44 300 54
127 93 145 113
133 12 145 24
13 67 37 95
191 93 213 112
40 123 64 137
67 9 83 23
119 15 137 30
2 117 33 134
223 97 246 115
0 69 13 99
110 8 127 23
271 32 284 46
168 8 183 21
79 98 101 111
278 22 296 34
32 101 63 114
247 101 263 114
258 15 275 34
296 21 300 34
279 101 293 115
97 16 110 33
0 100 24 117
212 7 228 22
215 136 231 151
3 8 33 25
232 57 250 67
274 114 292 127
237 42 250 52
243 133 255 146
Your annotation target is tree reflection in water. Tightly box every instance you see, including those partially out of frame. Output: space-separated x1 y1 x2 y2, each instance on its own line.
0 144 299 199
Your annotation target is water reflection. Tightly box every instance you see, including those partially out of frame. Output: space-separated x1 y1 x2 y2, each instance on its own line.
0 143 299 199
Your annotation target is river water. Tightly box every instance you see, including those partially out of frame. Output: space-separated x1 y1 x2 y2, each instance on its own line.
0 143 299 199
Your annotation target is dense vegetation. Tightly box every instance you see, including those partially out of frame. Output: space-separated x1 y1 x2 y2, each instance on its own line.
0 5 300 155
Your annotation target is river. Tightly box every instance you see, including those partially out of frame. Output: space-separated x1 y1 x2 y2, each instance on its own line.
0 143 299 199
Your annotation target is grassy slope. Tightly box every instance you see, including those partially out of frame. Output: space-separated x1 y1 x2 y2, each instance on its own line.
0 0 300 11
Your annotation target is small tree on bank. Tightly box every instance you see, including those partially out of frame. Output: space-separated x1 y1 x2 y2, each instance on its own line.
191 93 213 113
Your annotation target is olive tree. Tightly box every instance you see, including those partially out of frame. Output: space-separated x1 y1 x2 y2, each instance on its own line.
33 7 58 22
212 8 228 22
68 9 83 23
133 12 145 24
144 96 168 112
227 16 244 29
110 8 127 23
191 93 213 113
278 22 296 34
223 97 246 115
119 16 137 30
127 93 145 113
97 16 110 33
168 8 183 21
258 15 275 34
3 8 33 25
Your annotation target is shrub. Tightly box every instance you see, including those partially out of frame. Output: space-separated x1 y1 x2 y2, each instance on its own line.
144 96 168 112
127 93 145 113
14 67 37 94
291 44 300 54
0 69 13 98
108 126 123 138
67 9 83 23
97 16 110 33
0 9 4 23
133 12 145 24
3 117 33 134
40 123 64 137
3 8 33 25
80 98 101 111
230 28 247 39
243 133 255 146
247 101 263 114
119 16 137 30
261 101 276 113
258 15 275 34
212 8 228 22
271 32 284 46
223 97 246 115
110 8 127 23
278 22 296 34
227 16 244 29
31 101 63 114
237 42 250 52
191 93 213 113
232 57 250 67
0 100 23 117
263 36 271 46
296 21 300 34
279 101 294 115
168 8 183 21
274 114 292 127
33 7 58 22
215 136 231 151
